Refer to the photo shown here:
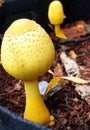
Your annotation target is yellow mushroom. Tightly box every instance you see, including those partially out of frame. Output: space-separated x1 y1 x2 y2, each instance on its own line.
48 0 67 39
1 18 55 126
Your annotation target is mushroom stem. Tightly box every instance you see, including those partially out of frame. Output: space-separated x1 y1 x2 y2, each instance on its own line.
24 80 54 126
55 25 67 39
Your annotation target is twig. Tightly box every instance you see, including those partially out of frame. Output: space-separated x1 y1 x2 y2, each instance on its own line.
52 34 90 45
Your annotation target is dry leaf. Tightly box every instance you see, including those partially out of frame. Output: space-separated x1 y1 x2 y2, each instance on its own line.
75 84 90 105
44 76 88 97
44 77 63 96
60 52 80 77
62 76 88 84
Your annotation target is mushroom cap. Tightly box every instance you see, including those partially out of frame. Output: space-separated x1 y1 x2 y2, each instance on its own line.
48 0 65 25
1 18 55 81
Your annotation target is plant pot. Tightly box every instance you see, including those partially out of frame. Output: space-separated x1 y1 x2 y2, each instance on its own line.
0 0 53 34
0 106 51 130
62 0 90 23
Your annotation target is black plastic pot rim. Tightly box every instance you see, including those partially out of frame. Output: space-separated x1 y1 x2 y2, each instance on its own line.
0 105 52 130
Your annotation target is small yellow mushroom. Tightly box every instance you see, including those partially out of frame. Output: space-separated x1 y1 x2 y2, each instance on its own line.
1 18 55 126
48 0 67 39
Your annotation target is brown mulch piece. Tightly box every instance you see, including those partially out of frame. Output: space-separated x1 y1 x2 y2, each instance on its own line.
0 21 90 130
63 21 88 39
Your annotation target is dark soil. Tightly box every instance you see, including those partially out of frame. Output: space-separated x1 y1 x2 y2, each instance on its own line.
0 21 90 130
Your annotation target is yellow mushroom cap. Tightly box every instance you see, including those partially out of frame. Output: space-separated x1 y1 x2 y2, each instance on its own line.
1 18 55 81
48 0 65 25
